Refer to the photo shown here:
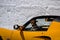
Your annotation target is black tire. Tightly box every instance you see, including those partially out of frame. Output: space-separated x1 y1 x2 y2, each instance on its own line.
0 36 3 40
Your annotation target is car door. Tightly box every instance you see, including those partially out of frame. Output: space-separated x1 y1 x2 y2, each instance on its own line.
22 17 52 40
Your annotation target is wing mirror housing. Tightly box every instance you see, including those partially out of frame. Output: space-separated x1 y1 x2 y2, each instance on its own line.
13 24 24 30
13 24 20 30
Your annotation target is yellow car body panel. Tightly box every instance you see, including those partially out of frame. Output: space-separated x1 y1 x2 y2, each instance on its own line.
0 28 22 40
23 31 44 40
47 21 60 40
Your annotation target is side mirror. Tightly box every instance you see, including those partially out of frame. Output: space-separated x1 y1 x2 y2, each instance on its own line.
13 24 20 30
13 24 24 30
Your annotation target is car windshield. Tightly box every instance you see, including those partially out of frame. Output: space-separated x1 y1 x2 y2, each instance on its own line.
24 18 52 31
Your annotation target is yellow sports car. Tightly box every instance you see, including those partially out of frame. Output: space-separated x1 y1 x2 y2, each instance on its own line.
0 15 60 40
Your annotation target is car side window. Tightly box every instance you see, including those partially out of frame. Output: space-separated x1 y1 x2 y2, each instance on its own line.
24 23 32 31
24 18 52 31
25 23 32 28
55 17 60 22
36 18 51 27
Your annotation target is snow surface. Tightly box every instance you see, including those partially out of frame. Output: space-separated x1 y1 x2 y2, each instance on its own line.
0 0 60 30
